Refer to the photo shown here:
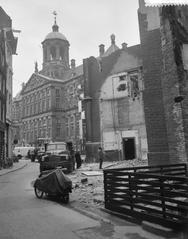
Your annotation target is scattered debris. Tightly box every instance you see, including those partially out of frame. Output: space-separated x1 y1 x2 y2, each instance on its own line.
81 171 103 176
70 159 148 209
81 178 88 184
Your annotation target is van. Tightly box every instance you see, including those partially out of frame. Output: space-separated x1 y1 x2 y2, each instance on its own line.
13 146 35 159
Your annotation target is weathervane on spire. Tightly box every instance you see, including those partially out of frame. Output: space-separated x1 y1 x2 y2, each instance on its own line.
53 11 57 24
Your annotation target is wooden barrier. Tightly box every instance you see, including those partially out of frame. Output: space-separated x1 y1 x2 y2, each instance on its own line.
104 163 188 229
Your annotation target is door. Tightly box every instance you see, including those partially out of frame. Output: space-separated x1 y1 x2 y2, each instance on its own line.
123 137 136 160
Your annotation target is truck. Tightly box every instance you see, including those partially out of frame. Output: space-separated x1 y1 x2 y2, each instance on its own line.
39 142 74 173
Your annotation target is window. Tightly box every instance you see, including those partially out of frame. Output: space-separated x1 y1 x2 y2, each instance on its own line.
47 118 51 138
55 88 60 108
66 118 69 137
119 75 127 81
27 105 29 116
46 98 50 110
42 100 45 111
46 88 50 96
56 118 61 137
70 116 74 136
30 104 33 115
50 46 56 60
117 83 127 91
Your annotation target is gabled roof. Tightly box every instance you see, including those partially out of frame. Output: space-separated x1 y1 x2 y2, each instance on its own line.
102 43 119 57
22 63 84 94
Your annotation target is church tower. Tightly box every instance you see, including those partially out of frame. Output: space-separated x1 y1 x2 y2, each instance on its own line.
41 12 70 78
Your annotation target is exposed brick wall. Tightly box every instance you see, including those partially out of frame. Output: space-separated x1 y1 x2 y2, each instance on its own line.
138 10 170 165
160 7 188 163
138 3 188 165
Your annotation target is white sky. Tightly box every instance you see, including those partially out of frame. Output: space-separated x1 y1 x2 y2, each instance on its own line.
0 0 140 97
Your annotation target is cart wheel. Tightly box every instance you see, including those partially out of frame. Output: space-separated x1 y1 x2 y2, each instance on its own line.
34 187 44 199
62 194 69 204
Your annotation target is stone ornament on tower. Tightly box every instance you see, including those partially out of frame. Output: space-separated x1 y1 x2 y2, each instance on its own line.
111 34 116 45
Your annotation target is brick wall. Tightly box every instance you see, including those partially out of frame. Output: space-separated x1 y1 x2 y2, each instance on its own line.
160 7 188 163
138 2 188 165
138 8 170 165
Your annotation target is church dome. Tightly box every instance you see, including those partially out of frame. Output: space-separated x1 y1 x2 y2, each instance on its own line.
45 31 68 41
44 15 68 42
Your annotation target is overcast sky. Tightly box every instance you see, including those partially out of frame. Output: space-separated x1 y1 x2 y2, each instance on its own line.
1 0 140 97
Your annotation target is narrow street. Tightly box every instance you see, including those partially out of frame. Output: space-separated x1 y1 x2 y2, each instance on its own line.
0 162 100 239
0 161 176 239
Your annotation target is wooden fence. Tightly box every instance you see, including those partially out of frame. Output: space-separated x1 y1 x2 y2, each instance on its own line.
103 163 188 229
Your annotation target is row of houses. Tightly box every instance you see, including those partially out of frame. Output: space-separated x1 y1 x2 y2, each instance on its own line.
0 7 18 168
12 1 188 165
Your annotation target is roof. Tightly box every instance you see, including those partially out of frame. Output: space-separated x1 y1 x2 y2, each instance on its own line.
125 44 142 58
38 64 83 83
102 44 119 57
45 31 68 41
44 20 68 42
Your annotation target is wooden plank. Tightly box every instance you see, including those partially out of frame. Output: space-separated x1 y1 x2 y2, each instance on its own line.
105 204 183 229
104 163 186 172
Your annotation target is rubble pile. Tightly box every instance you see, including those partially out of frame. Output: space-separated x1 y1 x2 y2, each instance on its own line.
69 159 148 209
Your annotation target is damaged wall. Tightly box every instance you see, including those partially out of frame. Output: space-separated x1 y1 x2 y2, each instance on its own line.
138 0 188 165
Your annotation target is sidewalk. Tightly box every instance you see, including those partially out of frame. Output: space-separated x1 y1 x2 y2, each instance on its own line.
0 159 28 176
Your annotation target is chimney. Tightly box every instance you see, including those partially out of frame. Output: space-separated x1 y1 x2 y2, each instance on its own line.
71 59 76 69
99 44 105 57
122 43 128 49
21 82 25 89
111 34 116 45
35 61 38 73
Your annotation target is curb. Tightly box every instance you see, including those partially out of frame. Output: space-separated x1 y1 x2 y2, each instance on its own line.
0 163 28 176
68 204 111 224
141 221 180 238
101 208 141 225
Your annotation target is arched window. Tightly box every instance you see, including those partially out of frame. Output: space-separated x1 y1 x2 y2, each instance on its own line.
60 47 64 60
50 46 56 60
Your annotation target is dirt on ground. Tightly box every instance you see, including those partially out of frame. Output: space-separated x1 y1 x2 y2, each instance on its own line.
69 159 148 212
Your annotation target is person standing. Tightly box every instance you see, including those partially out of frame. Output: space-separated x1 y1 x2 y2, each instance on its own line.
75 151 82 169
98 147 104 169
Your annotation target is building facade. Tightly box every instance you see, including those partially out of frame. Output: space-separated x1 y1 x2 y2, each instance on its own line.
0 27 6 167
15 17 84 151
12 89 22 145
0 7 17 166
83 36 148 161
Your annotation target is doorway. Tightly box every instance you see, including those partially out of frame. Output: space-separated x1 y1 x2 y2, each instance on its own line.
123 137 136 160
